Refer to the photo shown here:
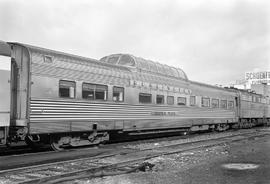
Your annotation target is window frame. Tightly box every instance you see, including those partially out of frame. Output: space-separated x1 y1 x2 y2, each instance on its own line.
156 95 164 104
107 56 119 64
190 96 196 106
228 101 234 109
220 100 227 109
113 86 124 102
211 98 219 108
201 97 210 107
139 93 152 104
177 97 186 106
59 80 76 98
82 82 108 101
43 55 53 63
252 96 256 102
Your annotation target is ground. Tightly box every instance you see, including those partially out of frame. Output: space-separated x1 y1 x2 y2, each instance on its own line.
76 130 270 184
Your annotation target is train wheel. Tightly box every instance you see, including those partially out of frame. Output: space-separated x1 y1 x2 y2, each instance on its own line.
50 136 65 151
25 135 42 149
50 142 64 151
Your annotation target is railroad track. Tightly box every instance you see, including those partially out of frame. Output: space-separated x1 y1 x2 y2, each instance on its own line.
0 128 269 184
0 145 52 157
0 128 260 157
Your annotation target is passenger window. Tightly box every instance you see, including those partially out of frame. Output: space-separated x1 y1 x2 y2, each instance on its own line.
167 96 174 105
118 55 135 66
202 97 210 107
139 93 152 103
107 56 119 64
113 86 124 102
211 99 219 108
177 97 186 105
228 101 234 109
82 83 107 100
156 95 164 104
190 96 196 106
59 80 75 98
220 100 227 109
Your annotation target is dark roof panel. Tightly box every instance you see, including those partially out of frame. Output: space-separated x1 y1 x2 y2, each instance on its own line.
0 41 11 56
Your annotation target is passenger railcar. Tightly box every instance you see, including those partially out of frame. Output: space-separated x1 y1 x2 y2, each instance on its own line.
238 90 269 127
0 41 269 150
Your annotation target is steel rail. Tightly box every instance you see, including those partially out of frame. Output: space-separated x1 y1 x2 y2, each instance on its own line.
24 131 269 184
0 129 255 173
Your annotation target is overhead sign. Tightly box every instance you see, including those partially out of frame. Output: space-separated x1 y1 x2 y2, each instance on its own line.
245 71 270 84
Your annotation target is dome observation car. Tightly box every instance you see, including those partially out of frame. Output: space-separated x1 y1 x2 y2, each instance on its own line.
100 54 188 80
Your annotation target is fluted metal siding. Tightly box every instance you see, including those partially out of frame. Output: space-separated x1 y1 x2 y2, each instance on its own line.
29 98 236 134
25 45 239 134
265 104 270 118
240 100 265 118
30 51 189 88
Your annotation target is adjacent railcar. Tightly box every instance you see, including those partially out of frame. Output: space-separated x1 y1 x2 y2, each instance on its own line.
265 98 270 120
238 90 270 127
0 41 269 150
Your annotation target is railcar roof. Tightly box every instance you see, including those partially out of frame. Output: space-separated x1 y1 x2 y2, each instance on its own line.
100 54 188 80
8 42 131 71
189 80 238 93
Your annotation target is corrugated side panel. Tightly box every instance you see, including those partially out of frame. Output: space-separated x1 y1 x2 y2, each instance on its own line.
266 104 270 118
240 101 265 118
30 51 188 89
29 98 236 134
31 63 129 87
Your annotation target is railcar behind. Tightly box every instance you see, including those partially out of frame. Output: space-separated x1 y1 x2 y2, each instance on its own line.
238 90 270 127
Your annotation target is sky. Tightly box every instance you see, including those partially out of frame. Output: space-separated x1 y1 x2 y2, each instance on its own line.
0 0 269 85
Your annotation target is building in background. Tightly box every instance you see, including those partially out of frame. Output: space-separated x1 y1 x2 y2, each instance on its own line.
251 84 270 96
231 71 270 96
245 71 270 85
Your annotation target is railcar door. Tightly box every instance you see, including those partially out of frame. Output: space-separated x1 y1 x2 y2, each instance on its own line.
235 96 240 118
9 43 31 128
0 41 11 145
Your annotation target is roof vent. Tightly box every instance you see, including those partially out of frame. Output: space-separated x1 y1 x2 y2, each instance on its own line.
43 55 53 63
